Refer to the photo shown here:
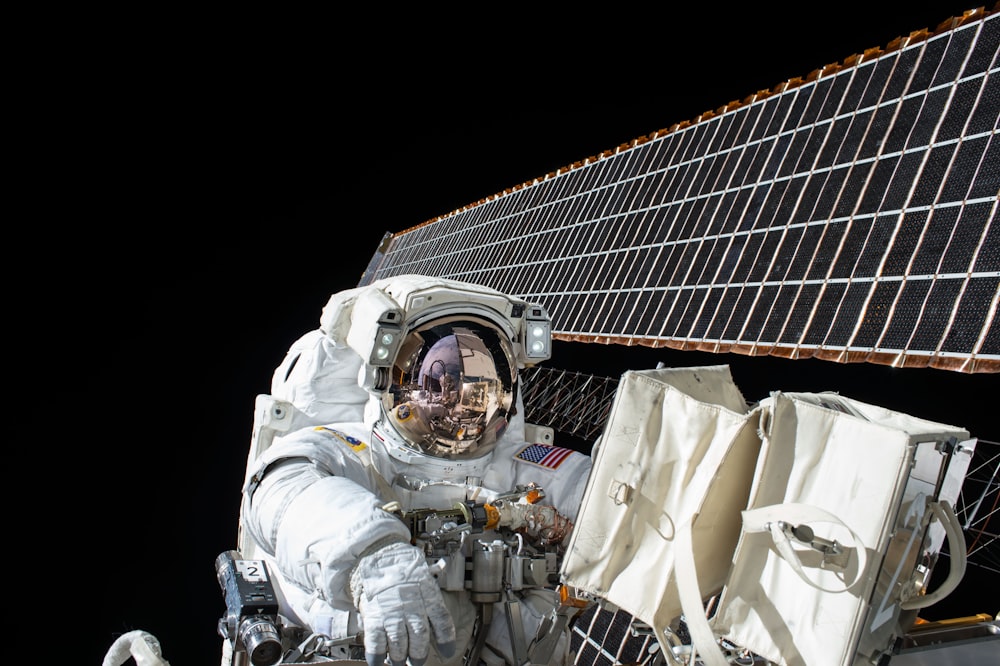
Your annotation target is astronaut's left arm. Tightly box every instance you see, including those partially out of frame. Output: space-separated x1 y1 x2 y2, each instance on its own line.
485 444 593 545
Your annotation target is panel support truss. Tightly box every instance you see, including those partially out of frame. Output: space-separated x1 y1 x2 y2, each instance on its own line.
521 366 619 445
955 437 1000 573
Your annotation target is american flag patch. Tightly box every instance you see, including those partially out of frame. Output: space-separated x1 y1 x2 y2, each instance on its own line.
514 443 574 470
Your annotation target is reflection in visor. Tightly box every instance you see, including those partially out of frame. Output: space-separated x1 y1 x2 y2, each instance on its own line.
383 321 515 459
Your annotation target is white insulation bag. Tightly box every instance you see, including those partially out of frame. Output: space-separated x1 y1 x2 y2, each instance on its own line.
560 365 762 648
679 391 972 666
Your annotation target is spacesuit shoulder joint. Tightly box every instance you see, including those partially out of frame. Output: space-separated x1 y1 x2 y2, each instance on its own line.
244 455 312 503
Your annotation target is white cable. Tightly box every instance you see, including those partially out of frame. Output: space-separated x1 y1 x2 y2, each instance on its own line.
900 501 967 610
102 630 171 666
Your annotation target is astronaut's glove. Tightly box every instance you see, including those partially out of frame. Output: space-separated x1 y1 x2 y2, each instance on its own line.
350 539 457 666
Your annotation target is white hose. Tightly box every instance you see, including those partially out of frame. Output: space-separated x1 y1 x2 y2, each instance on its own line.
900 500 967 610
102 630 171 666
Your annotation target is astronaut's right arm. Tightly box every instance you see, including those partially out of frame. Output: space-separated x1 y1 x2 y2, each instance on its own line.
242 455 408 606
241 435 456 666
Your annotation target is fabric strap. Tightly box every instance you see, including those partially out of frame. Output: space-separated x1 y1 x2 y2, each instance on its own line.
741 502 868 594
674 515 730 666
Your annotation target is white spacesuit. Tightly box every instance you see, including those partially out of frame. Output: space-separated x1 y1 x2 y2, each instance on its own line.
232 275 592 666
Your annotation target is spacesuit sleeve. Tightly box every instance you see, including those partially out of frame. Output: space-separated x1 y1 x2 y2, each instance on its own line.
242 436 411 609
483 441 593 524
269 329 370 425
523 450 592 524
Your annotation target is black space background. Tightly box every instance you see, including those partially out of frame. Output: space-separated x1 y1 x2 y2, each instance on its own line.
15 4 995 664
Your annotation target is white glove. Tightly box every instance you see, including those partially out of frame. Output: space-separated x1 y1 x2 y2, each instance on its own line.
350 539 457 666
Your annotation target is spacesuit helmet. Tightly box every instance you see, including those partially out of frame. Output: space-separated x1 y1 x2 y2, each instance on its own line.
379 314 517 460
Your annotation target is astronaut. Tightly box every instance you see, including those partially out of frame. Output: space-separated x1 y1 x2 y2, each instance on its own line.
234 275 593 666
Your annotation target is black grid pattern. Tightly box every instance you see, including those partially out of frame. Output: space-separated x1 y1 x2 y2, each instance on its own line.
570 605 661 666
361 10 999 374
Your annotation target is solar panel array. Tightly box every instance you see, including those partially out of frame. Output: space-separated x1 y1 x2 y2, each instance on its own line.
360 8 999 374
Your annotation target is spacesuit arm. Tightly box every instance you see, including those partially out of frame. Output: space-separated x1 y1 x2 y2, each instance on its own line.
244 456 456 666
244 457 410 607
